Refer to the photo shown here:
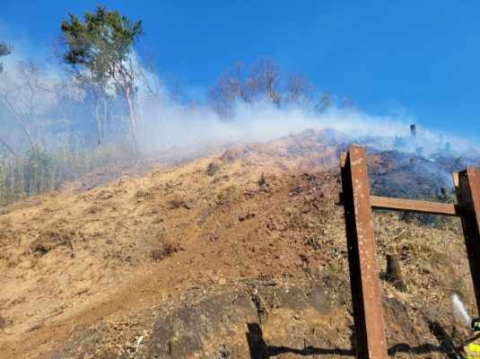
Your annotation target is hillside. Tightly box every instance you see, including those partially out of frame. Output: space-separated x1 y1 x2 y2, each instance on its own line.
0 130 475 359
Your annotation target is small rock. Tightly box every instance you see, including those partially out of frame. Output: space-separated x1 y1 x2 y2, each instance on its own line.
206 162 219 176
239 212 256 222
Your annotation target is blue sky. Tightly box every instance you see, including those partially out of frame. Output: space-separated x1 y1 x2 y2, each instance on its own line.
1 0 480 140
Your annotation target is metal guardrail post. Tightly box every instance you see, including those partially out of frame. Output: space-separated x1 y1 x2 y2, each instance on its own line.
341 145 388 359
341 146 480 358
456 168 480 314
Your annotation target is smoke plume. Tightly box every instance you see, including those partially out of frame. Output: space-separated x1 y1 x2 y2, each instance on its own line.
451 292 472 328
0 36 479 163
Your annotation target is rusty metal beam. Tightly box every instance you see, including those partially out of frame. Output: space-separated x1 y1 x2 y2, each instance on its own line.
456 168 480 314
370 195 459 216
341 145 388 359
341 146 480 359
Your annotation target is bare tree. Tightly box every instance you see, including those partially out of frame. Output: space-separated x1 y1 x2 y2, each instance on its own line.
0 60 57 149
110 57 140 142
0 137 17 157
209 57 335 117
223 62 250 102
247 57 281 105
286 73 315 103
0 41 17 156
61 61 111 146
316 92 333 113
208 62 251 117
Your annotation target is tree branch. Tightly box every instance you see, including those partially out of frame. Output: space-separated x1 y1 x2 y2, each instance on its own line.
0 136 17 157
1 95 35 148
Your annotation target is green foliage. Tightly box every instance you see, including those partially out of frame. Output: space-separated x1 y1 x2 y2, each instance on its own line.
0 41 12 73
61 6 143 85
0 144 136 207
61 6 144 144
0 146 66 204
24 145 55 195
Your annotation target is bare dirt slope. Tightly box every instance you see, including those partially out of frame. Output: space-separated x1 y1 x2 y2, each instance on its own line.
0 130 475 358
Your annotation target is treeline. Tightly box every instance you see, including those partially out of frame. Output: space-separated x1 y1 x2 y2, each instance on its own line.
0 6 150 204
0 5 344 205
0 6 146 155
0 144 136 206
0 6 345 159
208 58 352 118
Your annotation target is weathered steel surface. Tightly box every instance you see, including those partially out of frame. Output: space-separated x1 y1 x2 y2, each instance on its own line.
456 168 480 313
370 195 459 216
340 146 480 359
341 145 388 359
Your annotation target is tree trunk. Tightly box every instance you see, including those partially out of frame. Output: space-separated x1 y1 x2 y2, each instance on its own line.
125 86 137 144
2 97 35 149
14 115 34 149
103 97 108 138
94 97 102 145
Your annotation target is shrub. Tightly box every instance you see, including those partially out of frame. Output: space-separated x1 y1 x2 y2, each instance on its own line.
0 143 137 207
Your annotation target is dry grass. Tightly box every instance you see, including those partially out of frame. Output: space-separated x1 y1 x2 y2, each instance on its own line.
0 132 476 358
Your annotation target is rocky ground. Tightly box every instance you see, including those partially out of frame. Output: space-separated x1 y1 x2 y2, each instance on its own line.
0 130 476 358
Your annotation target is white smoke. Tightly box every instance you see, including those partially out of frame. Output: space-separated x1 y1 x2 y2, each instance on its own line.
137 93 480 160
0 61 60 116
451 292 472 328
1 35 479 161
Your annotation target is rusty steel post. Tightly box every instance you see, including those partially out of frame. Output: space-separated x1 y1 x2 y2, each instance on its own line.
456 168 480 313
340 145 480 358
341 145 388 359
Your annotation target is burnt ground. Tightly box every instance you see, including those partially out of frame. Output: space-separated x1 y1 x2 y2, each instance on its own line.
0 130 476 358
